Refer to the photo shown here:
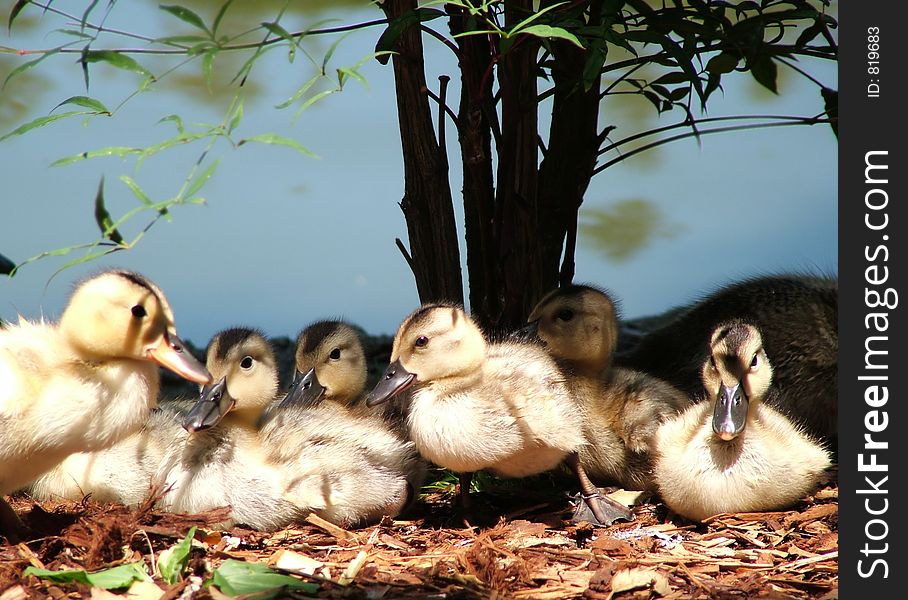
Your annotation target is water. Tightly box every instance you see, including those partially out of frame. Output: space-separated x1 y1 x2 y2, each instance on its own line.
0 1 837 343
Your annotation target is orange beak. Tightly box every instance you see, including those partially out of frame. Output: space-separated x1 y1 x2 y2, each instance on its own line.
146 332 212 384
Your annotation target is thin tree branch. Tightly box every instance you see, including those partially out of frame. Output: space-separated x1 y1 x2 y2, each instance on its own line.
592 118 833 175
424 85 460 129
419 25 461 57
596 113 827 157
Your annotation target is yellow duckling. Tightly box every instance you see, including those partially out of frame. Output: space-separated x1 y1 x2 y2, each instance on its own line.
31 328 301 532
619 274 837 444
526 285 690 490
33 326 423 530
280 320 406 430
366 303 633 526
1 269 210 540
651 321 832 521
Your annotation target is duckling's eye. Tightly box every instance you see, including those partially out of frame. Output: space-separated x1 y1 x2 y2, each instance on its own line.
750 354 759 370
240 356 254 370
415 336 429 348
329 348 341 360
555 309 574 322
131 305 147 319
709 356 717 371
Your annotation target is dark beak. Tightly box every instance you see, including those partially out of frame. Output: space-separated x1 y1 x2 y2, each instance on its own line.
279 368 325 409
712 382 749 440
512 320 541 343
183 376 235 432
365 359 415 407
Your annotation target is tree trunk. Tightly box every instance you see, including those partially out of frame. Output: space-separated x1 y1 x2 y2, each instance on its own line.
380 0 463 305
538 1 604 292
493 0 542 332
446 6 498 329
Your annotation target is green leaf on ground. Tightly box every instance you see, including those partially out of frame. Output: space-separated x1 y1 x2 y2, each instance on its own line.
158 526 197 584
210 559 319 598
24 562 148 590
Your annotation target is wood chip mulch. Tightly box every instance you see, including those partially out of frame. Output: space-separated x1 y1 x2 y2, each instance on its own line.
0 478 838 599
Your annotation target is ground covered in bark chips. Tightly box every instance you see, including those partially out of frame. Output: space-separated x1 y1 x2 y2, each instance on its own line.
1 469 837 600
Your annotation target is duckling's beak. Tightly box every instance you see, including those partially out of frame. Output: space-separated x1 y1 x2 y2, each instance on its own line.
148 332 212 385
365 359 415 406
183 376 235 432
712 382 748 441
513 320 541 343
279 368 325 409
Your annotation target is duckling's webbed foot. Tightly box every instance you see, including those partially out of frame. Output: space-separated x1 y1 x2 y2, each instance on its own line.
565 453 634 527
572 490 633 526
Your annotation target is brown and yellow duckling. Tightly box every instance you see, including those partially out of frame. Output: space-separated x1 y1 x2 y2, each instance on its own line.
618 274 837 445
526 285 690 490
651 321 832 521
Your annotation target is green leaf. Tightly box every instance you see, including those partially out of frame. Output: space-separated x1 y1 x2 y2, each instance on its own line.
657 36 704 105
294 88 336 115
706 51 738 75
202 50 217 87
262 21 296 44
228 99 244 133
94 177 125 245
581 45 607 92
3 47 63 89
239 134 318 158
159 5 210 35
24 563 148 590
54 95 110 114
51 146 142 167
374 7 446 65
0 111 84 143
518 25 583 48
211 560 319 598
158 114 185 134
749 54 778 94
337 66 367 89
158 526 196 584
8 0 31 31
509 2 569 34
652 71 690 85
119 175 158 210
275 74 322 110
185 160 220 199
82 50 154 79
212 0 236 37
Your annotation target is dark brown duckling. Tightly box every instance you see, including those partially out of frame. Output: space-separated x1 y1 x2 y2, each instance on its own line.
526 285 691 490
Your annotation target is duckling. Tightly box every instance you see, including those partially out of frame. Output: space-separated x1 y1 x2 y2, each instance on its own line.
33 326 423 530
1 269 211 540
280 320 408 432
31 328 301 532
366 303 633 526
526 285 690 490
192 327 424 528
259 400 426 528
618 274 837 444
651 321 832 521
160 327 303 530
